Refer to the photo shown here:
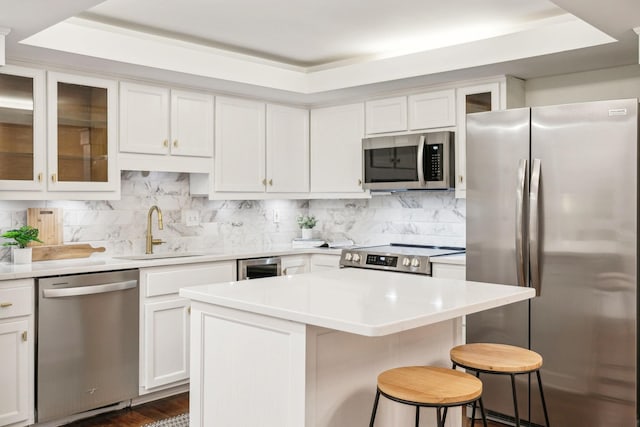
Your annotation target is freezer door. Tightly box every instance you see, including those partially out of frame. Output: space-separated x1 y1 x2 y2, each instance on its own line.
530 99 637 426
465 108 532 419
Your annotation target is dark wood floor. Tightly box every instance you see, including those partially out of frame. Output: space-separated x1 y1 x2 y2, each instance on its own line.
64 392 505 426
64 393 189 426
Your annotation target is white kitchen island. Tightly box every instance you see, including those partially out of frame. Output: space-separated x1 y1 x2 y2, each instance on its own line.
180 268 535 427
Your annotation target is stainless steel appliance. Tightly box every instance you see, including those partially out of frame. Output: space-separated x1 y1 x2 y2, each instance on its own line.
237 257 282 280
362 131 454 191
36 270 139 422
466 99 638 426
340 244 464 275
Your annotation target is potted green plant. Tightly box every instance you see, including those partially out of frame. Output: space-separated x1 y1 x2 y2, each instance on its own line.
2 225 43 264
296 215 317 239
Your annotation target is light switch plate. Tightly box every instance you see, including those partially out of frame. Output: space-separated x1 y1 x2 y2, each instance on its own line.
182 209 200 226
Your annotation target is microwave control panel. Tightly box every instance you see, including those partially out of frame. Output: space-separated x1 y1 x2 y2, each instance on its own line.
426 143 443 181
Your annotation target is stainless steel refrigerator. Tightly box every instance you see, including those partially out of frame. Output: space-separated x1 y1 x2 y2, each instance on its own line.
465 98 638 427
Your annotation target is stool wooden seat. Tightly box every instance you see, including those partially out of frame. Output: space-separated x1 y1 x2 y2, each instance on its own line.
369 366 488 427
450 343 550 427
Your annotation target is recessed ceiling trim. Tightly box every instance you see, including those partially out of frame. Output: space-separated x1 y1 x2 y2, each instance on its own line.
20 16 615 94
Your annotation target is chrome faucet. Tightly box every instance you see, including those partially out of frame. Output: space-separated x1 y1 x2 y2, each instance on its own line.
146 205 165 254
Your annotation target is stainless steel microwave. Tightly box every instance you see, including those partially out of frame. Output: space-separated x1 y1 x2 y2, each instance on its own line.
362 131 455 191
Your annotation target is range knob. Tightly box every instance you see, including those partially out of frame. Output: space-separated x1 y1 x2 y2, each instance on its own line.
410 258 420 268
344 252 353 261
352 253 361 262
402 257 411 267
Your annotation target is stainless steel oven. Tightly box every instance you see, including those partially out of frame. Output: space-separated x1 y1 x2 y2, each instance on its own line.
363 131 454 191
237 257 282 280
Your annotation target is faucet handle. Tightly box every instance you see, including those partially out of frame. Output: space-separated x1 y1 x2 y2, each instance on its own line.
151 238 165 246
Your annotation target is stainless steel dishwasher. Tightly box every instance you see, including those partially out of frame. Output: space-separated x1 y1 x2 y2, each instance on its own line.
36 269 139 422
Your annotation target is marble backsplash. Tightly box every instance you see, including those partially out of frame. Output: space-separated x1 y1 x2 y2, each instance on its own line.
0 172 465 261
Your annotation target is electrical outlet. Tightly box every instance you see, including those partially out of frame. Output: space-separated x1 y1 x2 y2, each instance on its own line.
182 209 200 226
273 209 280 223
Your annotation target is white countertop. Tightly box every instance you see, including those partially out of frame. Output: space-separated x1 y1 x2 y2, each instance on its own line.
180 268 533 337
0 246 344 280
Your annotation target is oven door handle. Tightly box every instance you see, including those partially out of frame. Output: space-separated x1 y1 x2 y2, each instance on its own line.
42 280 138 298
417 135 426 186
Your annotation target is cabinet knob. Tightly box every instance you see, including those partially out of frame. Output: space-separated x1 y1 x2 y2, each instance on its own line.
458 175 464 184
358 178 362 186
262 178 267 186
163 140 169 148
51 173 57 183
173 140 179 148
21 331 27 342
268 179 273 186
37 173 43 183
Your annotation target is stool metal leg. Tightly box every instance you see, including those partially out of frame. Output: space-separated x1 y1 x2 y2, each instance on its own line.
478 398 489 427
510 373 521 427
369 389 381 427
442 406 448 425
436 406 444 427
536 370 551 426
415 405 420 427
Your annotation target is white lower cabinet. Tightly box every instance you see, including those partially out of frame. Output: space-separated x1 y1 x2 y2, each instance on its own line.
431 262 465 280
0 279 34 427
310 254 341 272
281 255 309 275
139 261 236 394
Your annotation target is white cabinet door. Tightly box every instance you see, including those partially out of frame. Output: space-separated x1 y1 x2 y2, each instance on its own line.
171 90 214 157
310 254 341 272
0 65 46 193
365 96 407 135
143 298 190 389
266 104 309 193
310 103 365 194
47 72 119 193
281 255 309 275
431 263 466 280
408 89 456 130
0 320 29 427
215 97 266 192
119 82 170 155
455 83 500 199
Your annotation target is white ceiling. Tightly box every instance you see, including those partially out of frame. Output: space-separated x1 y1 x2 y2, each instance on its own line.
1 0 639 104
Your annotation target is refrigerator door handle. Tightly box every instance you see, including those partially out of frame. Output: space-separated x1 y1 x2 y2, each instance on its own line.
417 135 426 186
516 158 527 287
530 158 542 295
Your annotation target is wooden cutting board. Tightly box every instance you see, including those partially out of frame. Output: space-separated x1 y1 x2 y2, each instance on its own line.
27 208 63 246
32 244 106 261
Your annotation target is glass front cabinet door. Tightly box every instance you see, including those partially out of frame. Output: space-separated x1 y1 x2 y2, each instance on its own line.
0 65 46 192
47 72 118 194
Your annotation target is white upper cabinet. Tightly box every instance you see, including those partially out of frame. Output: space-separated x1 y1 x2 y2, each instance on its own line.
170 90 214 157
265 104 309 193
0 65 46 194
365 96 407 135
119 82 213 173
408 89 456 130
214 96 266 192
310 103 366 194
119 83 169 155
47 71 119 195
455 77 525 198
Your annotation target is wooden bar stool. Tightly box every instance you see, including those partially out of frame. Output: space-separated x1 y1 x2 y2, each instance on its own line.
450 343 550 427
369 366 488 427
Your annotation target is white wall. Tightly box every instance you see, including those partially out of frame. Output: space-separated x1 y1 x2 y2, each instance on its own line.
525 64 640 106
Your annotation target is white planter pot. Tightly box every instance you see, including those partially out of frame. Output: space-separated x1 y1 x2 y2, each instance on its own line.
301 228 313 240
12 247 32 264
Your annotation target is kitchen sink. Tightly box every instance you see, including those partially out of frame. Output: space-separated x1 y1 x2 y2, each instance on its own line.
114 252 205 260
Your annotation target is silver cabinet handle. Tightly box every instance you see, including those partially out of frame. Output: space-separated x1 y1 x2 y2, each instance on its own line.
529 158 541 295
43 280 137 298
417 135 426 186
515 158 527 288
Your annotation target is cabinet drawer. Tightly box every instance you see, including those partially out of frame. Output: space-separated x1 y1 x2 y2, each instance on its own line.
0 286 32 319
143 261 236 297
